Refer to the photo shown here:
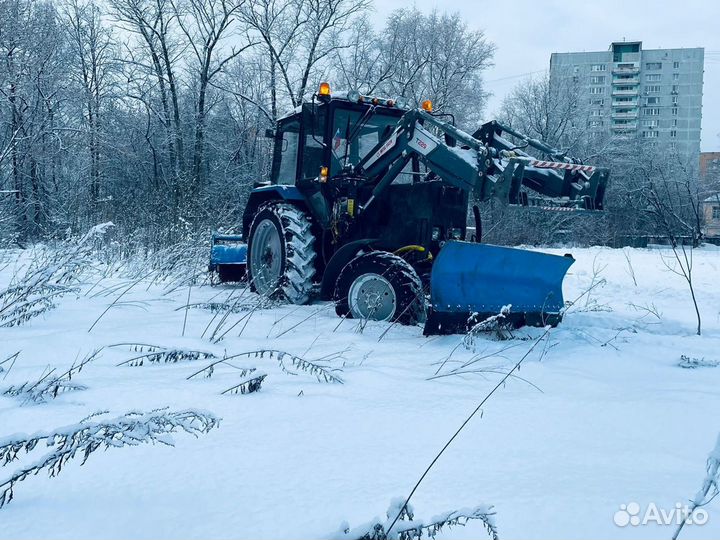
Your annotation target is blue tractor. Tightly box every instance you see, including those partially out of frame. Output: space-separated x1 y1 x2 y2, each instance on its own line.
210 83 609 334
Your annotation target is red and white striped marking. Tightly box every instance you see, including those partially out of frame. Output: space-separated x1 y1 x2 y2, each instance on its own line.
528 160 596 173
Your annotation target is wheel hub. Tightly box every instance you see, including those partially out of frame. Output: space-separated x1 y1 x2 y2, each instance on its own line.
250 219 282 295
348 273 396 321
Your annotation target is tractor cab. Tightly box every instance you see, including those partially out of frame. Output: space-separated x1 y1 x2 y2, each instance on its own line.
269 89 410 186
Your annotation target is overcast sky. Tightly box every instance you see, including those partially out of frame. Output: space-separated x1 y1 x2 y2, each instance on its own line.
371 0 720 152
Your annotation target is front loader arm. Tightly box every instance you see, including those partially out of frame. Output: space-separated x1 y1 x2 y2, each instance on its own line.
356 109 609 211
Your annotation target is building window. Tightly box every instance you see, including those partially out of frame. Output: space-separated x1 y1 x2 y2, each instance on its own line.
672 119 678 127
673 61 680 69
646 62 662 70
589 87 604 94
589 98 605 105
670 130 677 137
645 85 661 93
591 64 606 71
590 75 606 84
646 97 660 105
644 108 660 116
589 120 604 127
713 207 720 220
673 73 680 81
672 107 678 115
672 96 678 104
672 85 679 94
591 109 604 117
642 120 659 127
646 74 662 82
642 131 659 138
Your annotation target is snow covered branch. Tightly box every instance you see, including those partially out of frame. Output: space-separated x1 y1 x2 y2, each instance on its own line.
0 223 113 327
336 499 498 540
0 409 220 508
229 349 344 384
3 349 102 404
673 433 720 539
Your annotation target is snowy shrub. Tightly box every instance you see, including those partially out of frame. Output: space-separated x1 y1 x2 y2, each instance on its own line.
678 355 719 369
188 350 342 393
0 409 219 509
117 348 216 367
190 299 265 314
336 498 498 540
205 292 279 342
186 355 257 380
463 306 514 349
221 372 267 395
235 349 344 384
0 223 112 327
3 349 102 404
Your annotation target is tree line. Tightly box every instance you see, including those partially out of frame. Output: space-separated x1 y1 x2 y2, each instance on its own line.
0 0 494 246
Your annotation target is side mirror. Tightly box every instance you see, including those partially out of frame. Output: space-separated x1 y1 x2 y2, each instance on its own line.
264 128 275 139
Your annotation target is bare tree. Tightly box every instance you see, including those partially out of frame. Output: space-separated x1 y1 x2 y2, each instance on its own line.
172 0 254 187
498 72 587 152
635 146 703 335
334 8 495 126
63 0 116 211
111 0 184 183
0 0 69 239
240 0 370 119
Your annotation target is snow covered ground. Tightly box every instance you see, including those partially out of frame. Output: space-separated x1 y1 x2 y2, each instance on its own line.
1 245 719 539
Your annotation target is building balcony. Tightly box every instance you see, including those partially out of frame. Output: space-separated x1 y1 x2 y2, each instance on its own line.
612 63 640 74
612 88 639 96
612 123 638 131
612 111 639 119
613 77 640 85
612 100 638 107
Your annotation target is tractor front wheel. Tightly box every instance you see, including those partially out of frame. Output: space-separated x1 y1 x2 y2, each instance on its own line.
247 202 316 304
334 252 425 325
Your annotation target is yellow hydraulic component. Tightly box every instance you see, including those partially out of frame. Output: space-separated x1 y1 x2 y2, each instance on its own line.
347 198 355 216
394 245 433 261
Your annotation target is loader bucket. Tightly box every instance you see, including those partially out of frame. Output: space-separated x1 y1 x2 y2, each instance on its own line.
423 241 574 335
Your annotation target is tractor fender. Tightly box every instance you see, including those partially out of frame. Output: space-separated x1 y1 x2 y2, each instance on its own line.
242 185 306 237
320 239 378 301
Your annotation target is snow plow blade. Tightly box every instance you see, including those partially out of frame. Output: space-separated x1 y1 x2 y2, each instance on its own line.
423 241 574 335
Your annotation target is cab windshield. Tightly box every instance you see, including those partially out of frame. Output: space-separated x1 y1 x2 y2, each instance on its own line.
330 108 400 174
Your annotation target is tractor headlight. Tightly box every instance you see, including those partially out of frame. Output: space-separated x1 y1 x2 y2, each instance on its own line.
432 227 441 241
450 228 463 240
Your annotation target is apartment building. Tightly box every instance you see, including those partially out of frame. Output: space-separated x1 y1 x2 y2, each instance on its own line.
550 41 704 160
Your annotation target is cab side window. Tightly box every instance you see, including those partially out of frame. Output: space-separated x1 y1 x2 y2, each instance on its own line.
275 118 300 185
303 106 326 179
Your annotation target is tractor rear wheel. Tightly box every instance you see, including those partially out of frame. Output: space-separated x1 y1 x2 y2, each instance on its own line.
334 252 425 325
247 202 316 304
